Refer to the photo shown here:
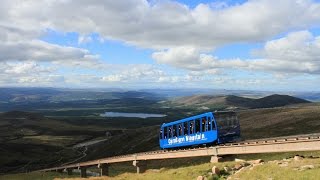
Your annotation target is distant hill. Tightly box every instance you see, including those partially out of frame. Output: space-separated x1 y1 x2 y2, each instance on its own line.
171 94 310 109
0 88 165 112
226 94 310 108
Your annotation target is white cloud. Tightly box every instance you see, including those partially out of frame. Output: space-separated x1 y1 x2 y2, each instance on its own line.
17 75 64 84
152 46 246 71
4 61 54 74
102 64 166 82
1 0 320 89
0 40 94 62
153 31 320 75
78 35 93 45
2 0 320 49
249 31 320 74
0 61 65 86
255 31 320 62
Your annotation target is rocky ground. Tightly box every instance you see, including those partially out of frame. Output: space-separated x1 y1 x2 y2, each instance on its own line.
196 155 320 180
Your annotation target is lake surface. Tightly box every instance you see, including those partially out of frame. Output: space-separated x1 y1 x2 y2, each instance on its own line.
100 112 166 119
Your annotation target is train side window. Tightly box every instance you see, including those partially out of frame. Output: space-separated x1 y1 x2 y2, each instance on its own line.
206 117 209 131
164 127 167 139
159 128 163 139
178 123 183 136
190 121 194 134
201 117 206 132
173 125 177 137
208 117 212 131
212 118 216 130
184 122 188 135
168 126 172 138
195 119 200 133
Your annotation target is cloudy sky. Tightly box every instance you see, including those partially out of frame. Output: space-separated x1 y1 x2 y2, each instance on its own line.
1 0 320 91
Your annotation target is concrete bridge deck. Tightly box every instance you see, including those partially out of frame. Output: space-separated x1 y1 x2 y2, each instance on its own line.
40 134 320 177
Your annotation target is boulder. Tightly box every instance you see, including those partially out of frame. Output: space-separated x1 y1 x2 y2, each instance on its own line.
278 162 288 167
252 163 263 167
241 162 251 167
233 164 243 170
211 166 220 175
252 159 264 164
294 155 303 161
299 165 315 171
282 158 291 162
197 176 204 180
235 158 245 162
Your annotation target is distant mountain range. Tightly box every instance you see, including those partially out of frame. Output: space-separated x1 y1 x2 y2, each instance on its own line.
0 87 162 103
0 87 318 112
171 94 310 109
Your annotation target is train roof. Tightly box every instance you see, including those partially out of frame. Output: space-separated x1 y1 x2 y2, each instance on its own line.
161 111 236 127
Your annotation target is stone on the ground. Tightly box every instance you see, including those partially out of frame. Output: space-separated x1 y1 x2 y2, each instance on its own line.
252 163 263 167
211 166 220 175
241 162 250 167
233 164 243 170
299 165 315 171
282 158 291 162
252 159 264 164
294 155 303 161
278 162 288 167
197 175 204 180
235 158 245 162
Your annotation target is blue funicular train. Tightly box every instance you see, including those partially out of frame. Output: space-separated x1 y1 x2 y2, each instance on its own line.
159 111 240 149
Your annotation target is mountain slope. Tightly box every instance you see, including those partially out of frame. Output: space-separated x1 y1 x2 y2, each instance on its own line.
171 94 310 109
226 94 310 108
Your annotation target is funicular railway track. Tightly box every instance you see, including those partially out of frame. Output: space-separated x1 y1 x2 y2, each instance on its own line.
40 133 320 177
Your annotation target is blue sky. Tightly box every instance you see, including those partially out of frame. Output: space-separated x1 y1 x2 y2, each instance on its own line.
1 0 320 91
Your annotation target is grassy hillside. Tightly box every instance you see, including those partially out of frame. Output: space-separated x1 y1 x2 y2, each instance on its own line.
2 102 319 174
81 103 320 160
226 94 310 109
0 111 113 173
0 89 318 178
239 103 320 139
171 94 310 109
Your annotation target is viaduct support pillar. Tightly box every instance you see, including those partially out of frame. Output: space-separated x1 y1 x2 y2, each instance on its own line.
98 163 109 176
66 168 73 175
79 167 87 178
133 160 147 174
210 156 222 163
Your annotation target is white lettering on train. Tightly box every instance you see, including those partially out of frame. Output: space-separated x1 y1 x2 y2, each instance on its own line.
167 133 207 145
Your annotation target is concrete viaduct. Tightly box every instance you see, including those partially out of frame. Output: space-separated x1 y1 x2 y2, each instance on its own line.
40 134 320 178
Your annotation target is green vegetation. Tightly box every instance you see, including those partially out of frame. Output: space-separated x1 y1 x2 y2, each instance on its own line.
232 158 320 180
0 111 108 173
226 94 310 109
3 151 320 180
239 103 320 139
1 88 320 179
170 94 310 109
0 172 78 180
